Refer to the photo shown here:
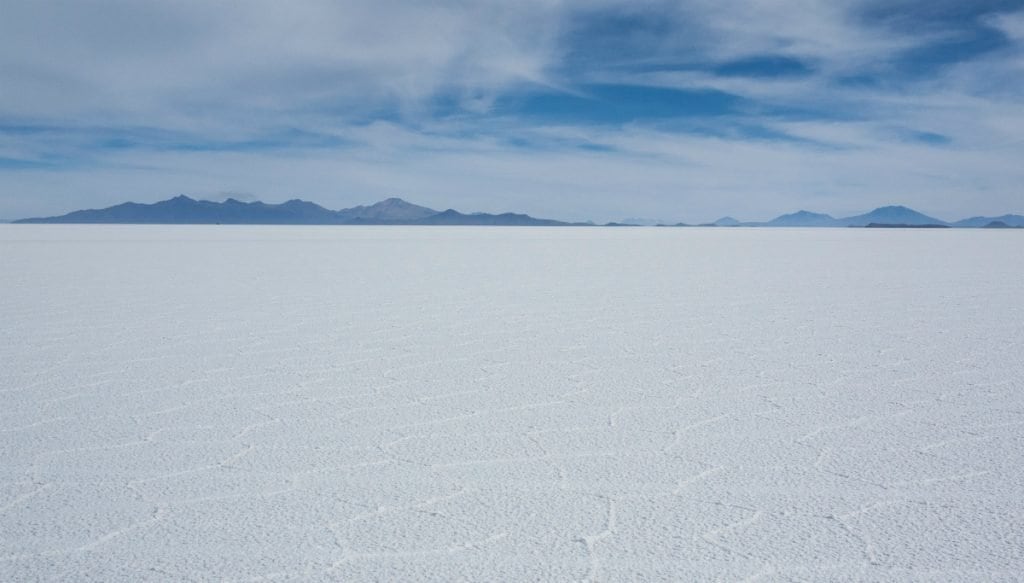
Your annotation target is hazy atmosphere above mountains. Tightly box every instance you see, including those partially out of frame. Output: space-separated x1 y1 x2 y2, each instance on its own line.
2 0 1023 223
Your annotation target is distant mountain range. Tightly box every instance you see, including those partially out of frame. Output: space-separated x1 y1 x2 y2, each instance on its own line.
950 214 1024 228
705 206 1023 228
12 197 1024 228
765 205 948 227
13 196 579 226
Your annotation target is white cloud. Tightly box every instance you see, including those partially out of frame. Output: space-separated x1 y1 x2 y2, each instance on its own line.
0 0 564 126
987 9 1024 41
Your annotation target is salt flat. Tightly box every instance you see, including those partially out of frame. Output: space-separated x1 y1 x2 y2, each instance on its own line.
1 225 1022 581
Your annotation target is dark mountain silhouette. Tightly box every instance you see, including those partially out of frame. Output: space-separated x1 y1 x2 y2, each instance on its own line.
835 205 946 227
703 206 945 228
765 210 838 227
746 205 947 227
981 220 1023 229
15 196 571 226
335 198 438 222
415 209 571 226
14 195 342 224
952 214 1024 228
13 198 1023 228
701 216 741 227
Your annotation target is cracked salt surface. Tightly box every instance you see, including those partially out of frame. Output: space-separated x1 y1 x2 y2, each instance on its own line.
1 225 1023 581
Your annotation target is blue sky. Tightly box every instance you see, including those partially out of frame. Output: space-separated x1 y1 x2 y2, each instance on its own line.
1 0 1022 222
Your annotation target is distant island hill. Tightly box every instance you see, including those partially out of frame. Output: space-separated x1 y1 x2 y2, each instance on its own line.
12 195 1024 228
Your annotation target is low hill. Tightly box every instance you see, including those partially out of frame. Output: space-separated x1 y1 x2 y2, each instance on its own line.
837 205 946 227
765 210 838 227
953 214 1024 228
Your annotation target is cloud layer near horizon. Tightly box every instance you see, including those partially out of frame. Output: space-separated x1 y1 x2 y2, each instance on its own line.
2 0 1022 222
